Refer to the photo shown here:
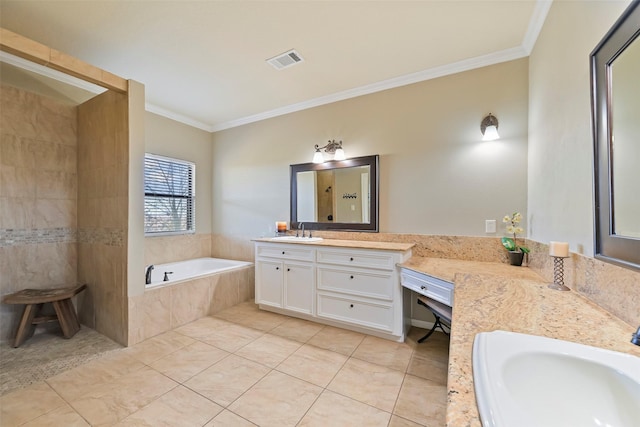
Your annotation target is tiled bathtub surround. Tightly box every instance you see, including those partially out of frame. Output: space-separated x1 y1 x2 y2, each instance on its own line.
128 266 255 345
0 85 78 342
144 233 212 266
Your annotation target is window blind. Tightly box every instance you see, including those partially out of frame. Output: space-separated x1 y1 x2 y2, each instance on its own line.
144 154 195 234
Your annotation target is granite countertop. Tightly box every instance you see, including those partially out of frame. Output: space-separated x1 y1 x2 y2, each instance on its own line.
252 237 414 252
399 256 543 283
401 256 640 427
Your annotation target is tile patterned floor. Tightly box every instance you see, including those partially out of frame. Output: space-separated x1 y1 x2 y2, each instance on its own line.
0 301 449 426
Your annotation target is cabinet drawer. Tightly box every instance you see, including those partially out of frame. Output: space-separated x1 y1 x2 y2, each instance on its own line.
257 244 315 262
316 249 395 271
317 267 393 301
317 292 394 332
400 269 453 306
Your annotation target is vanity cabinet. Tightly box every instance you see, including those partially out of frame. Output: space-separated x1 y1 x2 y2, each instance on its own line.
316 248 399 333
254 241 412 341
255 245 314 315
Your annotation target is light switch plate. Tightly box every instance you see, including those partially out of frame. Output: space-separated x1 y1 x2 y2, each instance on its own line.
485 219 497 233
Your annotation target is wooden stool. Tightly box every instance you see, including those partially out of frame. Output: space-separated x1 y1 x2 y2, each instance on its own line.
2 284 87 348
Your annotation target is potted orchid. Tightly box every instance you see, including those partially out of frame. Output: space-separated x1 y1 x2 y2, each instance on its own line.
501 212 530 266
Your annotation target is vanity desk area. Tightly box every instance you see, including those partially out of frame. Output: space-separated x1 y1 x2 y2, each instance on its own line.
401 257 640 426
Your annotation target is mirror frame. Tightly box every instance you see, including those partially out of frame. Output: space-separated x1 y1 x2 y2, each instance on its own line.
591 0 640 271
290 154 379 232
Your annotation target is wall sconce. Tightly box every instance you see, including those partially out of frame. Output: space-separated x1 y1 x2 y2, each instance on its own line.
480 113 500 141
313 139 345 163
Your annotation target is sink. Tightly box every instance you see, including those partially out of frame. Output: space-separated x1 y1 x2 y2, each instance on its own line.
473 330 640 427
269 236 324 242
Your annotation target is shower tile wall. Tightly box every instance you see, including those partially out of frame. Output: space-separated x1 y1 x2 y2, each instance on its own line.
77 89 129 346
0 85 78 342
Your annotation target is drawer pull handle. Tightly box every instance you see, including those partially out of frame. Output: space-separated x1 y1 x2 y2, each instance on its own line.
420 286 427 290
287 268 291 272
350 257 354 261
350 275 354 279
349 304 354 308
282 251 285 254
276 267 280 270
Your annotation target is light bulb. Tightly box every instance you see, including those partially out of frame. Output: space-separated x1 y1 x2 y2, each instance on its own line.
334 147 345 161
482 125 500 141
312 150 324 164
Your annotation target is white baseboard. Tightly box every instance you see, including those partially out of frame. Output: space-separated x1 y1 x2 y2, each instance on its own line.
410 319 435 330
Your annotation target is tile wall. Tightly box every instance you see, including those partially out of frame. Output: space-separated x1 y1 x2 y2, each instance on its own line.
77 89 130 345
0 85 78 341
128 266 254 345
144 233 212 266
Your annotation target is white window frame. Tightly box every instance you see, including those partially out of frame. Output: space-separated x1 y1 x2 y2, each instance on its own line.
144 153 195 236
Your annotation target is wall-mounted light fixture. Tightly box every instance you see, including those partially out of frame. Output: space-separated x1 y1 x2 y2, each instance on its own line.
480 113 500 141
313 139 345 163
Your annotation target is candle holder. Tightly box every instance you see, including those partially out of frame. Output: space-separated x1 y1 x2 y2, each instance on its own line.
548 256 570 291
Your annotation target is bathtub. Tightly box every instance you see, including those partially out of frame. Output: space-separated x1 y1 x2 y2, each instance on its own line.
146 257 253 288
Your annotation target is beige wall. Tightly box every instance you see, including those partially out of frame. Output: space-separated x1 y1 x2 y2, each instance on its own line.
212 58 529 242
527 0 631 255
0 85 78 342
143 112 214 267
528 0 640 326
126 81 146 300
145 112 213 234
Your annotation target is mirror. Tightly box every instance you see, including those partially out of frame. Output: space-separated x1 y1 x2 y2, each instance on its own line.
591 0 640 270
290 155 379 232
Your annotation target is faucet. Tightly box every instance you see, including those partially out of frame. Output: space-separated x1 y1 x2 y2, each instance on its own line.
145 265 154 285
163 271 174 282
632 326 640 346
297 222 305 238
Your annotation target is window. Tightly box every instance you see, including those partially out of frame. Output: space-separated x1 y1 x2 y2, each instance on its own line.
144 154 195 235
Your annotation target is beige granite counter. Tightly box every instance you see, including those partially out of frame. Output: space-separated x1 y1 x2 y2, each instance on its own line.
399 257 543 283
400 257 640 427
252 237 414 252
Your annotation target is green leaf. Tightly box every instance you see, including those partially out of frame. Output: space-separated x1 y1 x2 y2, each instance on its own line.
519 246 530 254
501 237 516 251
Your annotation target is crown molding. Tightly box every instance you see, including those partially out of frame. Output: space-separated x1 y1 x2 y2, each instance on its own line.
2 1 551 134
522 0 553 54
210 45 528 132
145 103 213 132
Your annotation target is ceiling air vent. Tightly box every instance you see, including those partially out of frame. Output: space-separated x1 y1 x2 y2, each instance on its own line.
266 49 304 70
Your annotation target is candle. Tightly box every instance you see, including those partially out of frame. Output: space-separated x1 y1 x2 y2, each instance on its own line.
276 221 287 232
549 241 569 258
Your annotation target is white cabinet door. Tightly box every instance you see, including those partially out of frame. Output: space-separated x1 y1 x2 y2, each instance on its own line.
284 262 314 315
256 259 283 308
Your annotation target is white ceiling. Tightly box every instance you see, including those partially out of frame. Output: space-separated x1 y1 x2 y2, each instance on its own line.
0 1 551 132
